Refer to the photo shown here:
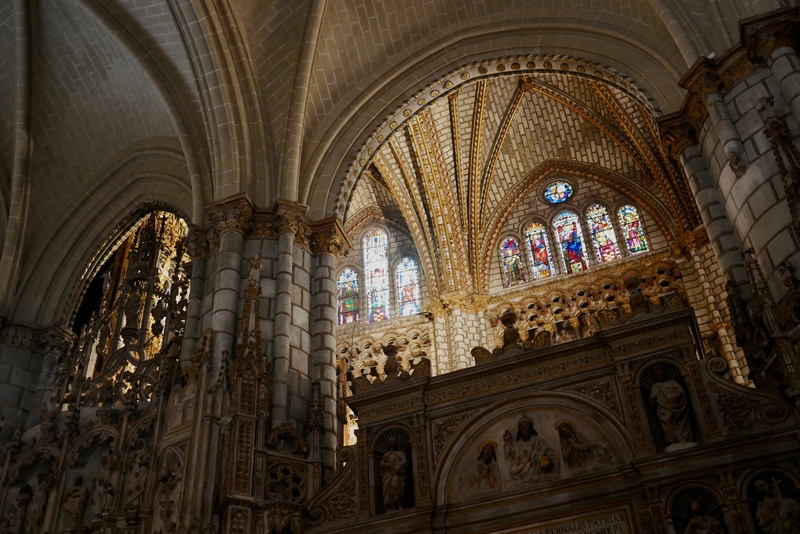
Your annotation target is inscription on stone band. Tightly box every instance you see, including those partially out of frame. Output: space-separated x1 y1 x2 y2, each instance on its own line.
499 509 630 534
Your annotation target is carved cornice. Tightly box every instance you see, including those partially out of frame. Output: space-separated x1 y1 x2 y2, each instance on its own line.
740 7 800 66
189 197 353 258
0 323 75 356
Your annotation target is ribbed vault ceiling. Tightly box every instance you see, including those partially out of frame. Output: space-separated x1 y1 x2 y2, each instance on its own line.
345 66 697 297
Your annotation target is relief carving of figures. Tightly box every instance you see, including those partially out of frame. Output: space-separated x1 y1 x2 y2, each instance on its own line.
62 476 89 531
126 439 149 506
502 416 558 484
379 438 407 511
648 365 694 450
685 501 724 534
556 420 613 473
468 441 500 493
24 473 49 534
754 478 800 534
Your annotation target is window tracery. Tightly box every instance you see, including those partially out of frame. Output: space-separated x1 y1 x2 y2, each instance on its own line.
363 229 390 323
586 204 621 263
396 257 420 316
553 211 588 274
524 222 554 280
543 181 574 204
337 268 360 324
618 205 648 254
500 237 525 287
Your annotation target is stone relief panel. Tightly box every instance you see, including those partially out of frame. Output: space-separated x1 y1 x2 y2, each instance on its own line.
441 397 628 504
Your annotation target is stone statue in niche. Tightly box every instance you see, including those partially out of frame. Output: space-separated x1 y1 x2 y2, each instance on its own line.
469 441 500 492
9 483 32 534
503 416 558 484
25 473 49 534
62 476 89 531
247 254 262 285
556 420 613 473
379 438 408 511
649 365 694 451
754 478 800 534
124 290 143 330
556 328 573 344
684 500 724 534
580 314 598 338
91 478 114 519
126 439 149 506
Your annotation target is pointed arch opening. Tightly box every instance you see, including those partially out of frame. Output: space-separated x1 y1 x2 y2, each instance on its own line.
553 211 588 275
363 228 390 322
586 204 621 263
524 222 554 280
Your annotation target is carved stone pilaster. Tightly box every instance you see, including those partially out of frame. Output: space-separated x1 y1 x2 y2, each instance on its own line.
615 361 649 453
411 412 430 501
355 428 370 517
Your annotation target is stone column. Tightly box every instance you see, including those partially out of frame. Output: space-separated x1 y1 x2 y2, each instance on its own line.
310 221 349 480
271 203 311 429
0 325 41 434
680 144 747 284
181 227 207 360
429 302 450 374
26 326 74 426
704 89 748 176
769 46 800 121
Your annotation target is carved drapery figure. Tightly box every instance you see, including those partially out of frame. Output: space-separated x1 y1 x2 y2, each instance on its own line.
556 329 573 344
126 439 149 506
649 366 693 446
754 479 800 534
9 484 32 534
685 501 724 534
379 438 407 511
24 474 48 534
503 416 558 483
124 290 143 330
581 314 598 338
556 420 613 472
247 254 262 285
62 476 89 530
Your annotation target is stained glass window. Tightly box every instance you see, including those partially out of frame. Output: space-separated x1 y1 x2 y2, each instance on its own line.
501 237 525 286
524 222 553 280
553 211 588 274
396 257 420 316
363 229 390 322
543 181 574 204
337 268 360 324
618 205 648 254
586 204 621 263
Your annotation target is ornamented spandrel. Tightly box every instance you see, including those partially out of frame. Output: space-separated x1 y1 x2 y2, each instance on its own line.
556 377 621 418
432 409 480 462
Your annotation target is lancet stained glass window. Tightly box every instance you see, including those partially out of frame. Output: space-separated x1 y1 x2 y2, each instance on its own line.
363 229 390 322
396 257 420 316
553 211 588 274
619 205 648 254
586 204 621 263
524 222 553 280
337 268 360 324
544 181 574 203
501 237 525 287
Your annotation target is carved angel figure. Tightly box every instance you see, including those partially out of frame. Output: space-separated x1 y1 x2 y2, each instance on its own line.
379 438 407 511
649 366 693 445
503 416 558 483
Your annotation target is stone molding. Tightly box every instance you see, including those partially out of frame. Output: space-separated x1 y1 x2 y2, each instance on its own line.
189 196 352 258
659 8 799 160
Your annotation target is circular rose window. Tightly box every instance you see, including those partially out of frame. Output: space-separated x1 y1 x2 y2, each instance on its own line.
543 181 574 204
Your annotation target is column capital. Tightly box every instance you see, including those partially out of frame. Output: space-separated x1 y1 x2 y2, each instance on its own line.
309 218 351 258
206 194 255 236
741 7 800 66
